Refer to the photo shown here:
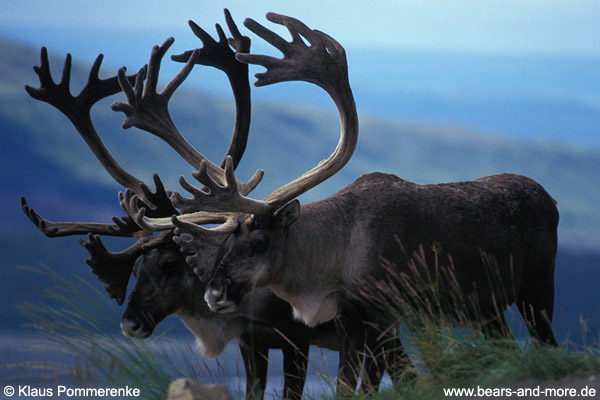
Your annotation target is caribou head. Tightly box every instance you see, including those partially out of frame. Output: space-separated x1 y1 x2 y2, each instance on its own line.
120 243 199 338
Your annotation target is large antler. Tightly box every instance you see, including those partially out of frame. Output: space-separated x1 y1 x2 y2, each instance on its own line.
22 10 257 304
111 35 262 193
21 48 168 237
150 13 357 229
244 13 358 209
24 48 150 199
20 47 183 304
21 197 138 238
80 12 258 303
171 9 251 170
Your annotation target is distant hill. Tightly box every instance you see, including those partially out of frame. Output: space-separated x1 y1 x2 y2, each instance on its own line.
1 38 600 249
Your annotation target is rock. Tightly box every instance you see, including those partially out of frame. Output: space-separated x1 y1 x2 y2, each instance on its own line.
167 378 233 400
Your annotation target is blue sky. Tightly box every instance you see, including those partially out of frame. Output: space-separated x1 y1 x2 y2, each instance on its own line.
2 0 600 56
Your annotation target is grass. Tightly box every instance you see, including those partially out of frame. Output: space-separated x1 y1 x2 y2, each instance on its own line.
343 244 600 399
342 334 600 400
3 265 230 400
4 263 600 400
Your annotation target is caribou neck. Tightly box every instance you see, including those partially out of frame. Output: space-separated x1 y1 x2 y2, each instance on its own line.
268 200 354 326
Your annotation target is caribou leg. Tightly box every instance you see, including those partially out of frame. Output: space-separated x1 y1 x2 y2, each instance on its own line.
240 345 269 400
361 322 416 393
517 275 558 347
281 336 310 400
334 305 366 395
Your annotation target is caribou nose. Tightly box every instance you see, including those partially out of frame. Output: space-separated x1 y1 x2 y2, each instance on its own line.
205 285 225 305
205 279 233 312
120 318 141 336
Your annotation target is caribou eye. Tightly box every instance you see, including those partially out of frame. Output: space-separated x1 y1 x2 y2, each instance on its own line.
249 231 269 254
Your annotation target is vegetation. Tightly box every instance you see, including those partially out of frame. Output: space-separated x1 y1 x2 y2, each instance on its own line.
341 253 600 400
5 266 235 400
341 335 600 400
3 266 599 400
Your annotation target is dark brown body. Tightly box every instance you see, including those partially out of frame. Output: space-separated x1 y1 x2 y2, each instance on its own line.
207 172 559 390
330 172 559 328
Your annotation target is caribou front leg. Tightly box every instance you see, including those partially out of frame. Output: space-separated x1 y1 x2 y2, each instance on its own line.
240 345 269 400
333 305 366 396
281 335 310 400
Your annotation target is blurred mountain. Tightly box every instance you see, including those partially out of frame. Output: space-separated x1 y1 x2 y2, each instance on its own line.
1 38 599 339
2 38 599 249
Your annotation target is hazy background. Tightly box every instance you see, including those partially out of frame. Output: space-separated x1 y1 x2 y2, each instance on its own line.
1 0 599 396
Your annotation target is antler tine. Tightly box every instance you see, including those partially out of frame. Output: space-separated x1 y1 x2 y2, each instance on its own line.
132 208 240 233
21 196 139 238
236 13 358 211
172 9 252 171
119 189 153 231
78 233 141 305
25 47 153 201
171 213 239 236
78 231 172 305
137 174 178 218
171 156 268 215
171 215 237 280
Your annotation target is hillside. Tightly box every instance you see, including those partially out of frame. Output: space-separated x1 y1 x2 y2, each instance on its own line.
1 39 600 249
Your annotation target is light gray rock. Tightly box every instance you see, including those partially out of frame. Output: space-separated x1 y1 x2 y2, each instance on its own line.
167 378 233 400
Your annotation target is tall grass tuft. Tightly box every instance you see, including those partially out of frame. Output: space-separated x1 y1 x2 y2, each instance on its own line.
347 243 600 399
7 265 224 400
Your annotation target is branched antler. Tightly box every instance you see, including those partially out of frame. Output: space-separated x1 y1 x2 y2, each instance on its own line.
237 13 349 91
20 196 139 237
78 231 172 305
135 174 177 218
21 11 266 304
171 156 267 215
112 38 262 193
120 186 240 233
111 39 198 137
171 9 252 170
171 9 251 76
171 216 236 281
161 13 358 226
238 13 357 210
78 234 143 305
24 48 147 196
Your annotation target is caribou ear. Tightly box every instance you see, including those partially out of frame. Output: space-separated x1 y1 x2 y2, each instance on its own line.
272 200 300 228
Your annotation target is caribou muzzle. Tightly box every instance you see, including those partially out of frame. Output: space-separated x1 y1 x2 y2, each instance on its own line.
205 279 239 313
120 315 155 339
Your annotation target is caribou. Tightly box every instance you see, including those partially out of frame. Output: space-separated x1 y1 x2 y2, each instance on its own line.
135 12 560 393
19 10 380 400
